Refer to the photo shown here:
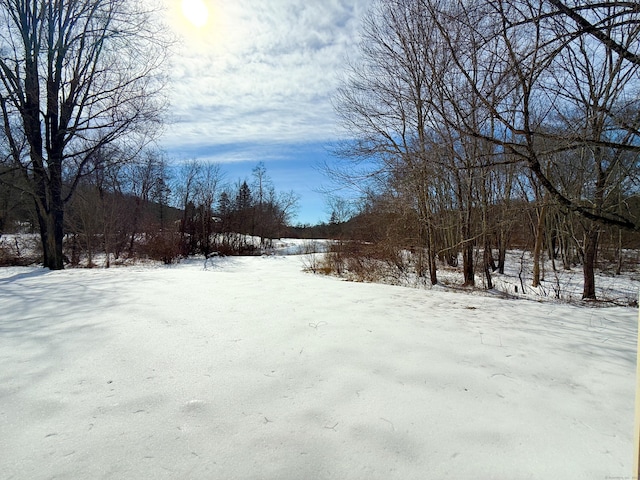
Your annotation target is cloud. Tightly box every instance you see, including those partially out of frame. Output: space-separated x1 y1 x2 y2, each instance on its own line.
161 0 373 156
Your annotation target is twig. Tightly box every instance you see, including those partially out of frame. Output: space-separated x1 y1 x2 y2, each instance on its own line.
309 321 328 329
380 417 395 431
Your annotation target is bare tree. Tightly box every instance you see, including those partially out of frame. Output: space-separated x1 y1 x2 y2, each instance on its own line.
546 0 640 68
420 0 640 297
548 11 639 297
193 162 222 257
334 0 521 288
124 149 165 257
248 164 299 248
427 0 640 232
333 0 447 285
175 159 201 253
0 0 168 269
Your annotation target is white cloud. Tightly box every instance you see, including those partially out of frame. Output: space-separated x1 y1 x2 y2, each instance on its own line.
160 0 373 156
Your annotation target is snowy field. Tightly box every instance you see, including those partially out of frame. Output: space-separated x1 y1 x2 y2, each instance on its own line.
0 249 637 479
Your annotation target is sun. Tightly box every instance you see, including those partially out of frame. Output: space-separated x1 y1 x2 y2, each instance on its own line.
181 0 209 28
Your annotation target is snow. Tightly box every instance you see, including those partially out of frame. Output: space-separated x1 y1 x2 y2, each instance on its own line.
0 251 637 479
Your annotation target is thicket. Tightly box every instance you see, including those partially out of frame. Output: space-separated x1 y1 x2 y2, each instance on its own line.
313 195 640 291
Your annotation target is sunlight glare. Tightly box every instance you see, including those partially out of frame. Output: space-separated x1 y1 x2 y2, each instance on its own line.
181 0 209 28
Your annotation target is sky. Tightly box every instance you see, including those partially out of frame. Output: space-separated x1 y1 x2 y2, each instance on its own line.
159 0 375 225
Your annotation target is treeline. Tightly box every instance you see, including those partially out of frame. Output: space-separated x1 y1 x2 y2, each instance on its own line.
329 0 640 299
0 156 298 266
320 191 639 289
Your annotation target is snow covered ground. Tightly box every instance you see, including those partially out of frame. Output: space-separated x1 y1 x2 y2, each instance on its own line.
0 251 637 479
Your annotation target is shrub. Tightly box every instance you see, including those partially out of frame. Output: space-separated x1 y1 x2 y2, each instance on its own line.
313 240 410 283
140 232 181 264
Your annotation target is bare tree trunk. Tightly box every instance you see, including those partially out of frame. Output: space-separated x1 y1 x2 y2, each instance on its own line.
483 243 493 290
462 233 475 287
532 202 547 288
33 161 65 270
582 224 599 299
497 248 506 274
417 185 438 286
427 222 438 286
616 227 623 275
